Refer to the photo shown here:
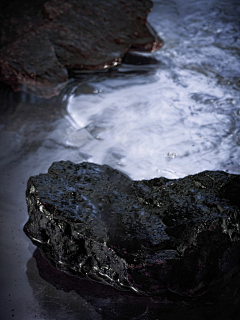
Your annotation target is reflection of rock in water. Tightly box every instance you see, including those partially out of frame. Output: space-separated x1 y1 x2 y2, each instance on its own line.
0 80 70 124
27 250 102 320
29 248 240 320
32 248 162 320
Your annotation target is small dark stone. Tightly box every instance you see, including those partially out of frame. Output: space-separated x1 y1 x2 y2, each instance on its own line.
24 161 240 297
122 51 159 65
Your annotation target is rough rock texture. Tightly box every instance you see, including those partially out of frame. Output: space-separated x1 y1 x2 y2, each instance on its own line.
0 0 163 98
24 161 240 297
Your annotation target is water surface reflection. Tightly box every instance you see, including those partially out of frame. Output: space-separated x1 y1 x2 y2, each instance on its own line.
26 248 240 320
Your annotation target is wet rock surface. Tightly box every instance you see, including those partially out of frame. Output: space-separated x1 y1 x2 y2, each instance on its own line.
24 161 240 297
0 0 163 98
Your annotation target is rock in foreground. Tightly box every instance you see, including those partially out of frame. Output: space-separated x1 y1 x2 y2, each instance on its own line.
0 0 163 98
24 161 240 297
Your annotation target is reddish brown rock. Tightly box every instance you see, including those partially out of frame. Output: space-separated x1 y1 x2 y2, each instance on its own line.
0 0 163 98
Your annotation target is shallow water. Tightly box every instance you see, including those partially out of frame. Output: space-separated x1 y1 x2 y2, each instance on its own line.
0 0 240 319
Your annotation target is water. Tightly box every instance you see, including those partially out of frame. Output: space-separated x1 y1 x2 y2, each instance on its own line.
0 0 240 319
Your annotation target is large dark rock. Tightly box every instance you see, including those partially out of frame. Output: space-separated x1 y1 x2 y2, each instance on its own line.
24 161 240 297
0 0 163 98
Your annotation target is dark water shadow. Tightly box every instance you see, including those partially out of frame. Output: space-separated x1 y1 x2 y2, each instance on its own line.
27 248 240 320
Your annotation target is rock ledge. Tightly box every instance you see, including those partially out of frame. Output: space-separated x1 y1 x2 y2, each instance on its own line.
0 0 163 97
